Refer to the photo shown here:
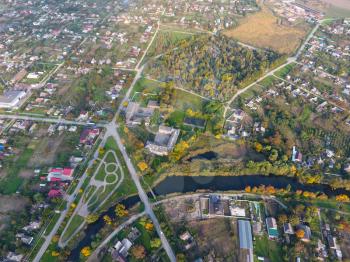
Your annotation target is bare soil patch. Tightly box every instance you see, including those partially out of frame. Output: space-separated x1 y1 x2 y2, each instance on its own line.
223 6 308 54
19 169 35 179
0 195 30 213
188 218 239 261
28 134 65 167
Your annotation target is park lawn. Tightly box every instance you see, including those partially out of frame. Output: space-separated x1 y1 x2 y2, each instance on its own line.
89 137 137 211
106 174 116 183
95 162 107 181
166 110 185 127
254 235 283 262
84 185 97 201
105 151 117 163
130 78 163 100
223 6 308 54
61 214 84 243
274 63 297 78
172 88 205 111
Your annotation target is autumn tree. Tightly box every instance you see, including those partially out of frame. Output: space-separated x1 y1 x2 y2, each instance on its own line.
131 245 146 260
336 194 350 202
137 161 148 172
278 214 288 225
103 215 112 225
290 214 300 226
254 142 263 152
296 229 305 239
115 204 128 217
150 238 161 249
86 214 99 224
81 246 91 257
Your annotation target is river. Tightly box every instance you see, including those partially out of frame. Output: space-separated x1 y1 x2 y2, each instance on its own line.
68 175 348 260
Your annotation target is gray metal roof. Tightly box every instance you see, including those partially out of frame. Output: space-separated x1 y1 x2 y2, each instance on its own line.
238 220 253 250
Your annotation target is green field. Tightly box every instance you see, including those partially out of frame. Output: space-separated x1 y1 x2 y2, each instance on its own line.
274 63 297 79
254 235 283 262
61 215 84 242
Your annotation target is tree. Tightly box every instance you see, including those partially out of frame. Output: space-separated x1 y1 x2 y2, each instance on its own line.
103 215 112 225
51 251 59 257
170 141 189 161
336 194 350 202
52 235 59 243
115 204 128 217
137 161 148 172
269 149 279 162
278 214 288 225
150 238 161 249
131 245 146 260
254 142 263 152
290 214 300 226
86 214 99 224
296 229 305 239
176 253 186 262
144 222 154 231
81 246 91 257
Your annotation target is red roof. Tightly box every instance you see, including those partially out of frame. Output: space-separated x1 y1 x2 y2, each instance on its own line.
63 168 74 176
48 167 74 177
50 177 62 182
48 189 62 198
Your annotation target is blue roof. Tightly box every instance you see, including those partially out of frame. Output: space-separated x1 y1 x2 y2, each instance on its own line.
238 220 253 250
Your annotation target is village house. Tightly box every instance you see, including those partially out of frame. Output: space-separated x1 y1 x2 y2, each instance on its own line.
80 128 100 145
297 224 312 242
266 217 278 239
47 167 74 182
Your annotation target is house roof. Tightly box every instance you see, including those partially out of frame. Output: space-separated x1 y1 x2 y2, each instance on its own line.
238 220 253 250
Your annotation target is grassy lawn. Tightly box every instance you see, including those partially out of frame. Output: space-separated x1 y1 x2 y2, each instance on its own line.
141 30 193 64
172 88 205 111
44 212 61 237
134 222 152 251
258 75 276 88
254 235 283 262
28 237 45 261
0 147 34 194
84 137 137 212
130 78 163 101
95 162 106 181
106 174 116 183
61 215 84 242
274 63 297 78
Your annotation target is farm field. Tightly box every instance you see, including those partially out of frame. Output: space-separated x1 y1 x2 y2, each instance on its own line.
223 6 308 54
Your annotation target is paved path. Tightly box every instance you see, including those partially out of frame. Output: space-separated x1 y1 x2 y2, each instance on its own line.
32 139 101 262
144 77 212 101
58 150 124 247
0 114 103 127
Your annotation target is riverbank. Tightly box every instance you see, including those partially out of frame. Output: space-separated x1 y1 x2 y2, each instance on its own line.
67 174 350 261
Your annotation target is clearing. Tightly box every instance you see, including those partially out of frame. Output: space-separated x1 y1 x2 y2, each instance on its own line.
223 6 308 54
